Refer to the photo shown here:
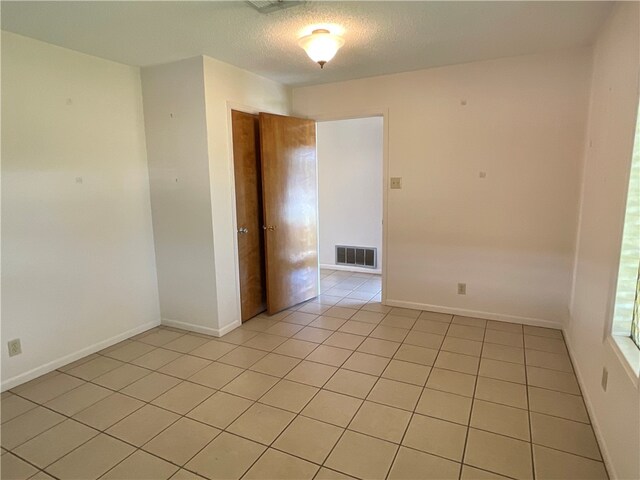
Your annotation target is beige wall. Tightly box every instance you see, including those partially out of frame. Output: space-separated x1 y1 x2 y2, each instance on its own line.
1 32 160 389
293 49 592 327
568 3 640 479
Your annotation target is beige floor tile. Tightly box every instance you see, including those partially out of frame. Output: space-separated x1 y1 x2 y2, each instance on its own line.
447 324 485 342
530 412 601 460
324 369 378 398
528 386 589 423
381 314 416 329
185 432 265 480
249 353 301 377
412 319 450 335
357 337 401 358
435 351 480 375
13 419 99 468
394 344 438 366
486 320 523 334
441 337 483 357
217 346 267 368
349 401 412 443
404 330 443 349
525 349 573 373
464 428 533 479
72 392 144 430
243 333 288 352
294 326 335 343
259 379 319 413
265 322 305 337
274 338 319 358
484 330 524 348
11 371 60 393
188 361 244 389
1 394 38 423
47 434 135 480
460 465 512 479
324 332 366 350
144 417 221 466
523 325 564 339
361 301 393 314
301 390 362 427
189 340 237 361
1 406 66 449
418 311 453 323
339 320 376 336
390 307 421 319
426 368 477 397
45 383 111 416
403 414 467 461
121 372 182 402
533 445 608 480
452 316 487 328
415 388 472 425
92 363 150 390
371 325 410 342
305 345 352 367
309 316 347 331
101 450 178 480
337 297 368 309
297 302 331 315
471 399 530 441
227 403 295 444
389 446 461 480
284 360 337 387
241 317 280 333
66 356 124 381
102 341 156 362
325 430 398 480
187 391 253 428
382 360 431 386
170 469 208 480
478 358 526 384
343 352 391 376
138 329 185 346
314 467 356 479
107 404 179 446
131 347 183 369
218 328 258 345
351 310 386 324
481 343 524 364
367 378 422 411
158 354 211 379
12 373 85 404
282 311 319 326
244 448 319 479
1 452 39 479
526 366 580 394
524 335 566 354
475 376 527 409
163 334 211 354
324 306 358 320
222 370 279 400
151 381 215 414
273 415 343 464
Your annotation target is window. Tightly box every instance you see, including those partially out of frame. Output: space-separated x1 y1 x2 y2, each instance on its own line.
612 101 640 349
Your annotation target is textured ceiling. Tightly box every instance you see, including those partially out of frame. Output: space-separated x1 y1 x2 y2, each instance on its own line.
1 1 612 86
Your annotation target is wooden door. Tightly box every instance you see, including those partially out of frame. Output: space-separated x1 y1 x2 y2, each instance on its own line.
231 110 266 321
259 112 319 314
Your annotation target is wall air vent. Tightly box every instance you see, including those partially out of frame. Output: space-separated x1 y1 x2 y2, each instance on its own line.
336 245 377 269
246 1 305 14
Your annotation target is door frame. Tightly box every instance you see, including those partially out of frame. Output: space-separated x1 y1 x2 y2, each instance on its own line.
311 108 389 305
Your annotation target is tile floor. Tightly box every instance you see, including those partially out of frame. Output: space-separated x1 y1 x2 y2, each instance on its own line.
1 269 608 480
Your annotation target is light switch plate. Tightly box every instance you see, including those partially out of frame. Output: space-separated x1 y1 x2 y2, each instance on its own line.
390 177 402 189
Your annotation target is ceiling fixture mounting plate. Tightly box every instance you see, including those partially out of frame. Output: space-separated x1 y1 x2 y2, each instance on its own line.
246 1 305 14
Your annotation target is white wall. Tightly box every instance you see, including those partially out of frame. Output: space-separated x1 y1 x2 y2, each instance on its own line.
317 117 383 271
1 32 160 389
567 3 640 479
293 49 592 327
141 55 289 335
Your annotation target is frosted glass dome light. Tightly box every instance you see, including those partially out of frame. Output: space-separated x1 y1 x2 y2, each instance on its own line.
298 29 345 68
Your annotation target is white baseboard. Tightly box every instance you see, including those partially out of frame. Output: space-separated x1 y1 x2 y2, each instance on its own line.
320 263 382 275
1 319 160 392
384 299 563 329
563 330 615 479
161 318 241 338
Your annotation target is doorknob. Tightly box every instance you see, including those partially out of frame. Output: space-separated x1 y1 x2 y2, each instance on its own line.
237 227 248 234
263 225 276 231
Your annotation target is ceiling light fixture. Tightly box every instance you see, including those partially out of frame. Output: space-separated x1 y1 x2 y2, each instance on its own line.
298 28 345 69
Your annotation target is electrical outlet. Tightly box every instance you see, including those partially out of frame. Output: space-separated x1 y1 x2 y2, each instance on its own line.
390 177 402 189
7 339 22 357
457 283 466 295
601 367 608 391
